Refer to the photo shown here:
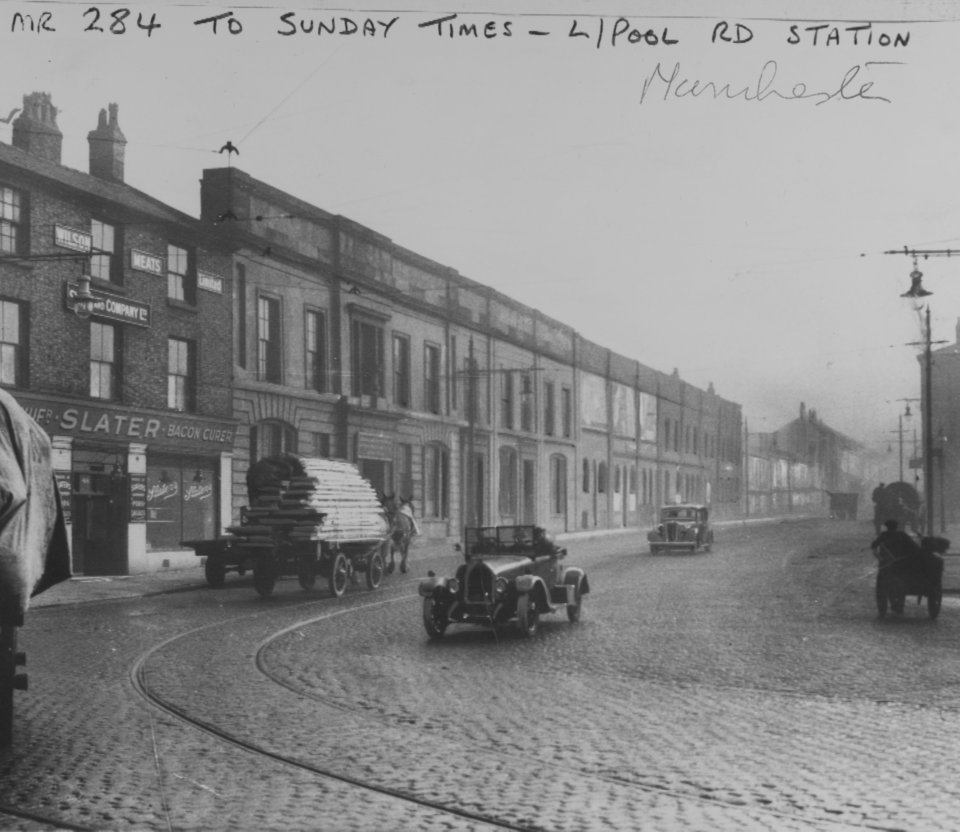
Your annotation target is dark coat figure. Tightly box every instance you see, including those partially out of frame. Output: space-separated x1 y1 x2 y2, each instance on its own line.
0 388 70 615
870 519 921 564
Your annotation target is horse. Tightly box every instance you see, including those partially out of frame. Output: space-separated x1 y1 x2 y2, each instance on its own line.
379 492 419 574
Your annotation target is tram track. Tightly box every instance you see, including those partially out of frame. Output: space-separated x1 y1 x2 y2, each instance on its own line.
129 586 532 831
126 581 901 832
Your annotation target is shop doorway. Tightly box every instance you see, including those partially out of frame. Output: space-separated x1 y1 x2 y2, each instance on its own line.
73 471 128 575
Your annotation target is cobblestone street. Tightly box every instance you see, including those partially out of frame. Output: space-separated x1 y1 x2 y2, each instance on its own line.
3 519 960 830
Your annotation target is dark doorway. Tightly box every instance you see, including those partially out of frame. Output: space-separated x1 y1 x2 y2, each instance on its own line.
359 459 391 495
73 471 127 575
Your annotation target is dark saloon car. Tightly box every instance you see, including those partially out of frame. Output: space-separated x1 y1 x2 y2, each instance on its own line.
647 504 714 553
418 525 589 639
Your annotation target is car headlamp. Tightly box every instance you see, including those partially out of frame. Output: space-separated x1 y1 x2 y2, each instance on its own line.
495 576 509 597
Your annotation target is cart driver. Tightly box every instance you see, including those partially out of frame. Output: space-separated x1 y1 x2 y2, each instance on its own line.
870 519 921 564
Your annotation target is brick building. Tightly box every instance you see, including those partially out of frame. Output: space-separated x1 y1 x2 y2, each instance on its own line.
0 92 235 575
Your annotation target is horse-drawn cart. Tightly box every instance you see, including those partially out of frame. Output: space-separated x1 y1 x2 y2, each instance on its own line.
184 456 393 598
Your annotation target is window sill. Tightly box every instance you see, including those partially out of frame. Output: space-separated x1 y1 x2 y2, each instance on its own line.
91 276 126 293
166 298 198 313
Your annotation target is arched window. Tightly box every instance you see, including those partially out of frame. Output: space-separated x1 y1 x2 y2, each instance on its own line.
251 419 296 461
597 461 608 494
582 458 590 493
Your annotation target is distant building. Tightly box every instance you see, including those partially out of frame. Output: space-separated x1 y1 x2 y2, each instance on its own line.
0 92 235 575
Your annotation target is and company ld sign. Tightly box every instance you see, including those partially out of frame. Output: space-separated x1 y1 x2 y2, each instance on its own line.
65 283 151 327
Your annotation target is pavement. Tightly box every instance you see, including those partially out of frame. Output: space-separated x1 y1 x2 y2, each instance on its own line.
35 512 951 610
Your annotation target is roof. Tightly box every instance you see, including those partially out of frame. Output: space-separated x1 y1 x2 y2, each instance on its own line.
0 140 213 240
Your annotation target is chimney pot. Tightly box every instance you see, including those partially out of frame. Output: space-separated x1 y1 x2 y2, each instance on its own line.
12 92 63 164
88 102 126 183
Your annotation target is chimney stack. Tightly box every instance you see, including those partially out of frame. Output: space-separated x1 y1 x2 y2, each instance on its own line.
88 103 126 183
12 92 62 164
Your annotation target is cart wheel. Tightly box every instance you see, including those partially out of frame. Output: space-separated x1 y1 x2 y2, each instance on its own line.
204 555 226 589
928 587 943 620
328 552 349 598
875 576 888 618
517 593 540 638
297 557 316 591
253 558 276 598
423 596 448 640
366 549 385 590
565 579 582 624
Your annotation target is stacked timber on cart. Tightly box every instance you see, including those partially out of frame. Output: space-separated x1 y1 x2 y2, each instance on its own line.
229 455 388 547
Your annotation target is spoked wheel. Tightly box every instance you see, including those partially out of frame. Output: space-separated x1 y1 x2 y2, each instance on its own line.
328 552 349 598
566 580 582 624
517 593 540 638
928 586 943 620
297 557 316 591
875 576 888 618
423 596 448 640
253 558 276 598
366 548 385 590
204 555 226 589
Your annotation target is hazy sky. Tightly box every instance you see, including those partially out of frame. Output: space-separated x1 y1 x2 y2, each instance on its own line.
4 0 960 450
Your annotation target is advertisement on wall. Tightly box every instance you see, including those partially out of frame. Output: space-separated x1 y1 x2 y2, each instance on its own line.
611 383 636 439
580 373 607 430
639 392 658 444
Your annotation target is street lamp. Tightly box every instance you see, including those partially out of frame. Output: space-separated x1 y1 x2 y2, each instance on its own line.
71 273 97 318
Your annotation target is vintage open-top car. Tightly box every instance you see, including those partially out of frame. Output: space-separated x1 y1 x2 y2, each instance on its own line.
418 525 589 639
647 504 714 553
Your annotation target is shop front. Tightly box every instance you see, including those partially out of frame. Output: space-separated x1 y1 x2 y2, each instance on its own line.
13 392 236 575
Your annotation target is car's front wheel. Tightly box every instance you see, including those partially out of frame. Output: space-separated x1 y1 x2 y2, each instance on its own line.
517 593 540 637
423 596 448 640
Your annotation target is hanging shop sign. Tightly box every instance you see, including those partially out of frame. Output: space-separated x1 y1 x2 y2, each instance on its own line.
65 283 151 327
131 249 164 276
54 224 93 253
15 393 237 452
197 271 223 294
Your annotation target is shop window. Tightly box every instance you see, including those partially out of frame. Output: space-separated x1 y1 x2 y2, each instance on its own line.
351 318 384 397
146 457 217 551
424 442 449 519
91 219 119 283
424 343 441 414
305 309 327 393
167 243 195 304
550 453 566 515
0 299 26 387
90 322 119 400
167 337 195 412
498 446 517 516
0 186 23 255
258 295 282 383
392 334 410 408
